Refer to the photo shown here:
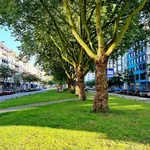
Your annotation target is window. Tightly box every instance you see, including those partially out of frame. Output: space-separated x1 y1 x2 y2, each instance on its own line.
2 59 8 64
132 67 135 71
139 64 143 70
130 52 134 58
139 56 142 62
140 73 146 80
143 55 146 61
128 54 130 58
134 59 136 64
143 63 146 70
136 58 139 63
136 74 139 80
130 53 132 57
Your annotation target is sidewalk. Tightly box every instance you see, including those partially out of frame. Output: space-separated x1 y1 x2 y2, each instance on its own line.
109 93 150 103
88 90 150 103
0 88 53 103
0 98 77 114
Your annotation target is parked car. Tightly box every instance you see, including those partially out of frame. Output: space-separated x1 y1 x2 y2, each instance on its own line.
128 90 136 95
108 88 114 93
2 89 15 95
123 90 134 95
132 89 140 96
121 89 128 95
139 90 150 97
114 87 122 91
123 89 129 95
119 89 127 94
85 86 95 91
146 91 150 97
114 87 123 94
85 86 90 91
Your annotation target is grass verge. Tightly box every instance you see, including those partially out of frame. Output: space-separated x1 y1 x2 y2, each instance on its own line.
0 89 76 109
0 96 149 149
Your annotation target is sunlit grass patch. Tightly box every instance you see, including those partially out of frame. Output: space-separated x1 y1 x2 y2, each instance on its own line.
0 96 150 149
0 92 150 149
0 126 149 150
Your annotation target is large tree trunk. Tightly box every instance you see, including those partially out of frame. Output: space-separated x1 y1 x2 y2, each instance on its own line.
75 85 79 96
67 78 75 94
93 59 110 113
76 68 86 101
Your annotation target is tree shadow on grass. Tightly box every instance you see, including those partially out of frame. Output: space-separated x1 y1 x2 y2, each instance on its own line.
0 98 150 145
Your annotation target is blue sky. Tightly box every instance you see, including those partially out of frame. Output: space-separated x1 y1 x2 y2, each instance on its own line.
0 27 20 54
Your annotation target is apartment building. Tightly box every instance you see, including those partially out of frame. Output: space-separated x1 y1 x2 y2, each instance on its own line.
0 42 9 67
0 42 50 86
84 71 95 82
107 54 128 75
127 41 150 90
146 42 150 89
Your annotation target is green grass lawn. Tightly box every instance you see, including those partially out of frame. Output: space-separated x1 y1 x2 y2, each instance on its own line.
0 96 149 150
0 89 76 109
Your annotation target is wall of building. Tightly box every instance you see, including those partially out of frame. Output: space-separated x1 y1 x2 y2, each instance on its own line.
146 42 150 89
0 42 50 85
84 72 95 82
127 41 150 90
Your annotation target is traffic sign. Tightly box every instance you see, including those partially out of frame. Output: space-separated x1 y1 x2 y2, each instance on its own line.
107 68 114 78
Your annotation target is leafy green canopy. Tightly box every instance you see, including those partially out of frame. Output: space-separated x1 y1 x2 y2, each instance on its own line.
0 65 16 81
0 0 93 77
21 72 40 82
63 0 149 61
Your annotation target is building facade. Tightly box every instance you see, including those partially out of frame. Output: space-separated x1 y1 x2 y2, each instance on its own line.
84 71 95 82
107 55 127 75
0 42 51 88
127 41 150 90
146 42 150 89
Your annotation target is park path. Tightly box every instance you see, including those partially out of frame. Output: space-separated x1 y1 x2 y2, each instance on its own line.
0 98 77 114
0 88 53 103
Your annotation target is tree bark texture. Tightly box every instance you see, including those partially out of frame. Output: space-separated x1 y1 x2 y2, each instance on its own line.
75 85 79 96
76 68 86 101
67 78 75 94
93 59 110 113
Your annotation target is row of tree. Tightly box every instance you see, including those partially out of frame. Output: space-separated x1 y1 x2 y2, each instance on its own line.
0 0 149 113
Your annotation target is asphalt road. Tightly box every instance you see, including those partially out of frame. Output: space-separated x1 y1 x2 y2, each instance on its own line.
89 90 150 103
109 93 150 103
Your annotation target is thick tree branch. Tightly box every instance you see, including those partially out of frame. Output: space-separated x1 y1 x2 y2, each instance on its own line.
112 1 129 40
50 36 75 66
105 0 147 57
39 0 67 50
96 0 105 58
79 0 94 51
86 6 96 24
105 1 129 51
63 0 97 60
83 58 91 75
